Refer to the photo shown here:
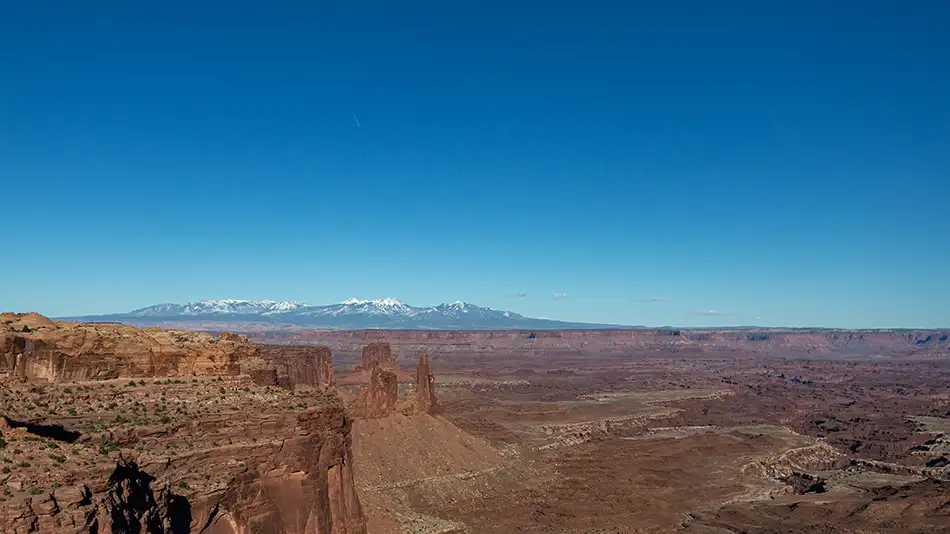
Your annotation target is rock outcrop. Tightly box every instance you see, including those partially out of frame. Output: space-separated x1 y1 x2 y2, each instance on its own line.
217 332 248 343
1 313 258 381
350 364 398 419
258 345 334 388
414 352 440 415
0 379 367 534
343 343 409 384
354 343 395 372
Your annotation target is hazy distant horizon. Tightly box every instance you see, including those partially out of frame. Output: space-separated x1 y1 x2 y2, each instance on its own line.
7 296 944 331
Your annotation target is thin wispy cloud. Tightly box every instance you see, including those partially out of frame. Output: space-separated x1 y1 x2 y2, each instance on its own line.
501 292 529 298
628 296 674 303
551 293 569 300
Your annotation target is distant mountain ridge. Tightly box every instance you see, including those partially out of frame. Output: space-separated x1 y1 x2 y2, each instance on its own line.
68 298 633 330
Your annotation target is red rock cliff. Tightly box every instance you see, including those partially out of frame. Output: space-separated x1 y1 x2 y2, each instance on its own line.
350 364 399 418
415 352 440 415
1 313 257 381
257 345 334 388
0 390 366 534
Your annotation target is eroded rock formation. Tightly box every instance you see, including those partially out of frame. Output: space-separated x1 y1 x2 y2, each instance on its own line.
415 352 440 415
350 364 398 418
0 383 367 534
355 343 395 372
344 343 409 384
257 345 334 388
1 313 258 381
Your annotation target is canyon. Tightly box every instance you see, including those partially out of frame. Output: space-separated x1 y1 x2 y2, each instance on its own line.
2 312 950 532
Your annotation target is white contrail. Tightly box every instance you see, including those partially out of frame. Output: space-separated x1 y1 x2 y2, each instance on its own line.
352 113 361 127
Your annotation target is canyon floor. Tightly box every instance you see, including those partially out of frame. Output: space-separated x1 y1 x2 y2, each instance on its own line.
345 352 950 533
2 315 950 533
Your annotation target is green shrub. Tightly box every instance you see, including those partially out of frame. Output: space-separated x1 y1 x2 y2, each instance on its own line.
98 443 120 456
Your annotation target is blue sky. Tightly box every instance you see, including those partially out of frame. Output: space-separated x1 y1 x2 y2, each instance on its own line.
2 1 948 327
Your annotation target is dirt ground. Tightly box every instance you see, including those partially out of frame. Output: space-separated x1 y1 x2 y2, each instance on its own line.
351 349 950 533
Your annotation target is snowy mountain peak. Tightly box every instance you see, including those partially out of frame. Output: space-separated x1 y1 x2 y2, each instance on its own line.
340 297 406 307
128 299 310 317
95 297 620 330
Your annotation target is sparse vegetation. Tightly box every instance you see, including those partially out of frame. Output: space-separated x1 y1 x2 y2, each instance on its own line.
98 443 120 456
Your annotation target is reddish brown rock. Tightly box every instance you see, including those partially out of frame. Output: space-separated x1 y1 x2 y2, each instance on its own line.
248 367 279 387
0 313 258 381
0 385 367 534
355 342 395 372
415 352 440 415
342 343 409 384
258 345 334 388
218 331 248 343
350 364 398 418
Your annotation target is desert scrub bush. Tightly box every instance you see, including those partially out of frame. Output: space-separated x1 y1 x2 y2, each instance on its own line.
98 443 120 456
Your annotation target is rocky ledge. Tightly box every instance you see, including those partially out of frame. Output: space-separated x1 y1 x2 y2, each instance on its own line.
0 313 368 534
1 313 258 382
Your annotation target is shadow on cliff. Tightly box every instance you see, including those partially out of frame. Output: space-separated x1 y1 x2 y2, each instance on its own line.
2 416 82 442
101 460 192 534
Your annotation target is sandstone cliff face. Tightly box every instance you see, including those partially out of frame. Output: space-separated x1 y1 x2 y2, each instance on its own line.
354 343 394 372
0 381 366 534
197 403 365 534
414 352 439 415
344 343 409 383
350 365 399 419
1 314 258 382
257 345 334 388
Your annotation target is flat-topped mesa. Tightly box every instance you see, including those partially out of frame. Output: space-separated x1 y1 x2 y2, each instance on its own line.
256 345 334 388
415 352 440 415
1 313 259 381
350 363 399 418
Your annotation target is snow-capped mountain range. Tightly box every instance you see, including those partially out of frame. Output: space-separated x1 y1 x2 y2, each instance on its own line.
70 298 626 330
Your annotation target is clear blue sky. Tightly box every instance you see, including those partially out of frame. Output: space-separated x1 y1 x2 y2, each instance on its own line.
2 1 948 328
